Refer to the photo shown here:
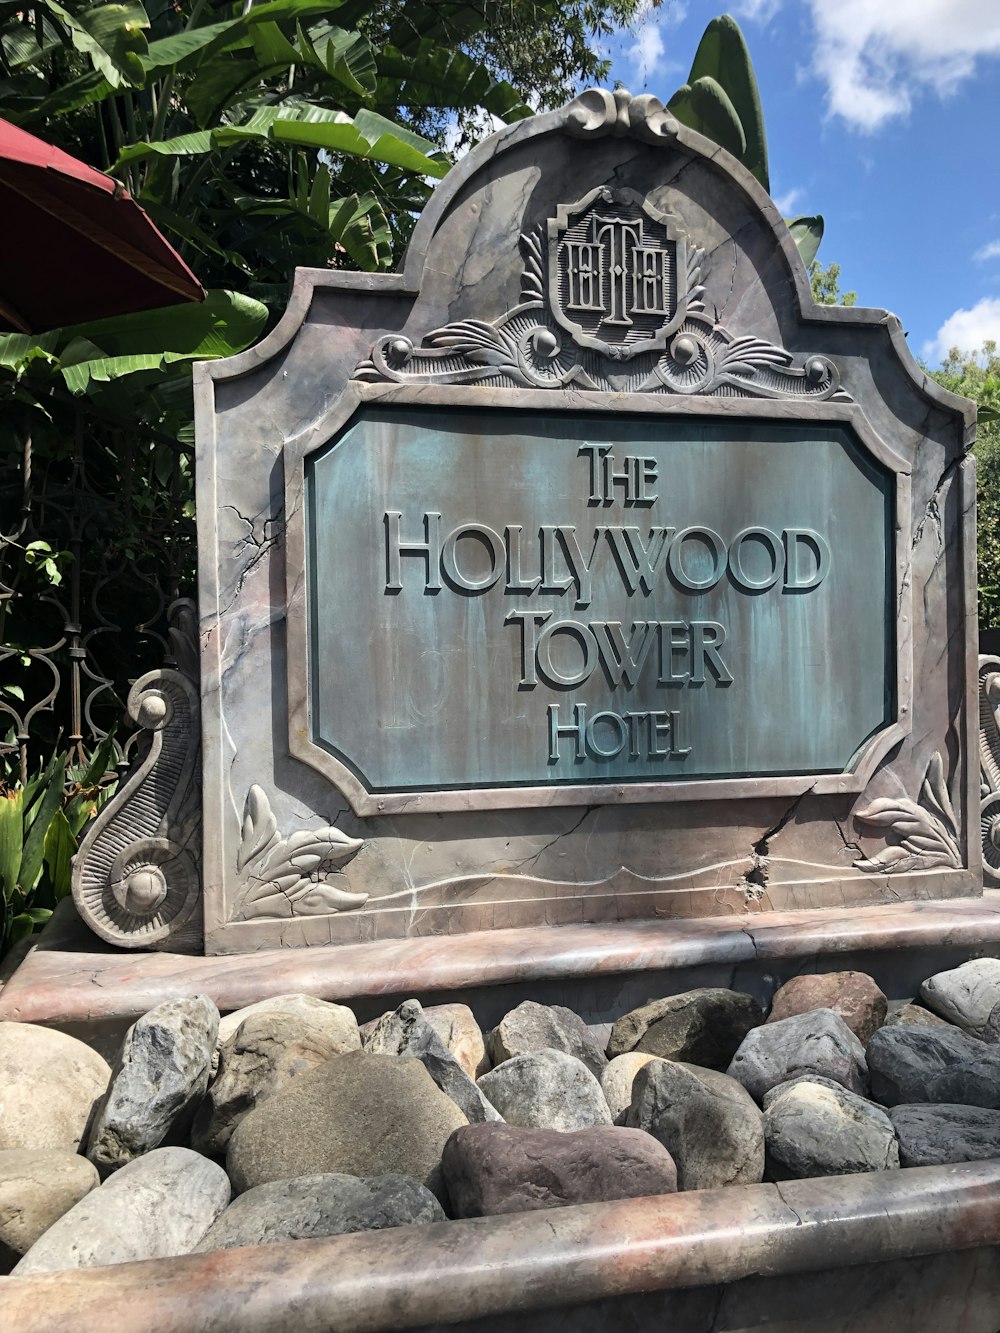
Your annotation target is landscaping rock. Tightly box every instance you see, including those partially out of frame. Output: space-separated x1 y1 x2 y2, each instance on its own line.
982 1001 1000 1044
600 1052 663 1122
195 1172 443 1251
867 1024 1000 1108
884 1003 957 1031
442 1123 676 1217
477 1050 612 1132
763 1080 899 1178
13 1147 229 1275
226 1051 467 1198
0 1150 99 1259
423 1004 490 1079
87 995 219 1174
215 994 361 1050
365 1000 500 1123
0 1023 110 1153
625 1060 764 1190
767 973 887 1044
192 1008 355 1156
607 989 762 1068
889 1104 1000 1166
727 1008 868 1103
761 1074 863 1110
920 958 1000 1035
487 1002 607 1079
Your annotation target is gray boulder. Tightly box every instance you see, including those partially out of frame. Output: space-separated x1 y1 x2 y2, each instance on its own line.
600 1052 664 1122
423 1004 490 1079
13 1147 229 1275
0 1023 110 1153
763 1080 899 1178
443 1123 676 1217
0 1150 99 1260
226 1050 467 1198
727 1008 868 1103
216 994 360 1050
884 1002 958 1031
488 1002 607 1079
193 1008 359 1156
867 1024 1000 1108
87 995 219 1174
196 1172 443 1251
920 958 1000 1035
608 989 763 1068
761 1074 867 1111
365 999 501 1124
889 1104 1000 1166
477 1050 612 1132
625 1060 764 1190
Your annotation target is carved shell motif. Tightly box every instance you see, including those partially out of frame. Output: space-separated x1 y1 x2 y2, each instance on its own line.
853 752 962 875
234 785 367 920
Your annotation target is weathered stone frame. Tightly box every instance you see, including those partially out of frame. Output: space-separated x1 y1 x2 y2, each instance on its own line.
282 383 913 815
188 90 981 955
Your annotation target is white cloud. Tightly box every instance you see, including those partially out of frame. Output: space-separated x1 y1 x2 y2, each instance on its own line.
806 0 1000 133
772 186 803 215
923 297 1000 364
975 241 1000 263
730 0 783 23
628 19 667 86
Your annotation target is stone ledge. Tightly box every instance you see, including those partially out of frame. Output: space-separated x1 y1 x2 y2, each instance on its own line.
0 1161 997 1332
1 895 999 1026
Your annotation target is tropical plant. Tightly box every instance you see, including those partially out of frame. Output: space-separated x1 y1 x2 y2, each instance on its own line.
0 736 117 954
928 342 1000 627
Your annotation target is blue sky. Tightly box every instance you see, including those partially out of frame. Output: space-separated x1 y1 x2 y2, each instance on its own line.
600 1 1000 368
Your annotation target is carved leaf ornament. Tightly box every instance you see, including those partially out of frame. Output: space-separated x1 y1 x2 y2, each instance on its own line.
234 784 367 920
853 753 962 875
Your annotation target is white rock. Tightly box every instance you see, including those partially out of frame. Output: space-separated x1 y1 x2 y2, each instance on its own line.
423 1004 490 1079
0 1023 110 1152
920 959 1000 1035
0 1150 99 1256
13 1147 230 1274
216 994 360 1050
477 1050 612 1131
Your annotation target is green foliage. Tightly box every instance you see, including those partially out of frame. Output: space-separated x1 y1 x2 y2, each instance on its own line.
928 342 1000 627
0 737 118 956
668 14 769 190
810 260 857 307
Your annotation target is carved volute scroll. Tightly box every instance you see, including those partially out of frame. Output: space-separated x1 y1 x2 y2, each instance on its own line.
979 656 1000 886
72 599 202 951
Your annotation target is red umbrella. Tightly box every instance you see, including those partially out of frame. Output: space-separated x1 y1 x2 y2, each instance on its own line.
0 116 203 334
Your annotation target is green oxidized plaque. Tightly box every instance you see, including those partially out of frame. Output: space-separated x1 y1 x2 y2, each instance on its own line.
306 404 893 794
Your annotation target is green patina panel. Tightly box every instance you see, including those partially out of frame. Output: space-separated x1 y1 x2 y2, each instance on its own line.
306 405 893 793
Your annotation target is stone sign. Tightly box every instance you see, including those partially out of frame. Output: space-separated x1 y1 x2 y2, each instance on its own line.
72 88 980 955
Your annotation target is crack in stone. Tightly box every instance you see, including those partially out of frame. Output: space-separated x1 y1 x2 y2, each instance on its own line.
773 1180 806 1227
507 806 596 875
220 502 286 615
741 789 814 897
834 819 861 857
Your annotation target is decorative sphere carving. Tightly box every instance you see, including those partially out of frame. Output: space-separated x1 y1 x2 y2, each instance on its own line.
137 694 169 730
530 328 560 360
123 866 168 914
671 334 700 367
387 337 411 365
805 357 827 384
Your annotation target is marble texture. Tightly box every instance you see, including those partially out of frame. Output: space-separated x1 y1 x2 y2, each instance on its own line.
0 1161 998 1330
3 896 1000 1030
191 87 979 955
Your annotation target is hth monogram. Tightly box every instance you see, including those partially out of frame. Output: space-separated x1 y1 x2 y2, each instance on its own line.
564 212 672 325
549 186 690 359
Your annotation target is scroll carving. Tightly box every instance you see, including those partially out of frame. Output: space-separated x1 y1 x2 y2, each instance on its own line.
72 599 202 951
853 752 962 875
356 184 849 403
233 784 367 920
979 656 1000 886
560 88 678 143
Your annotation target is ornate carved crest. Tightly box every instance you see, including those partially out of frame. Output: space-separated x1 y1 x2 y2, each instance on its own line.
547 187 698 361
356 192 849 402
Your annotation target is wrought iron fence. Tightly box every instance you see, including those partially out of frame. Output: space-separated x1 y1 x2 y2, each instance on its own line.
1 404 196 787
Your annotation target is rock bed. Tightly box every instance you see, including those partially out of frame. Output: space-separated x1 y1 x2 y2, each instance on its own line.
4 958 1000 1275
